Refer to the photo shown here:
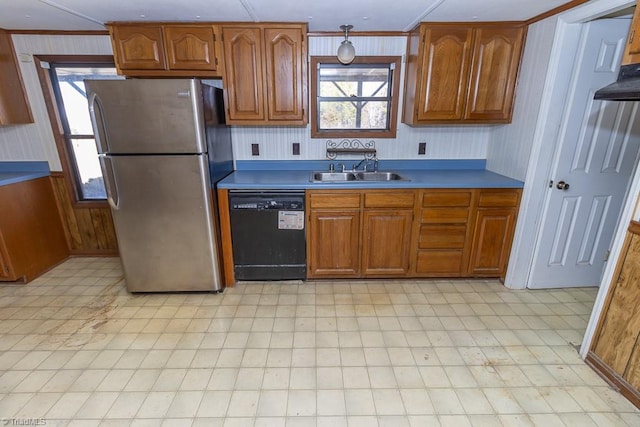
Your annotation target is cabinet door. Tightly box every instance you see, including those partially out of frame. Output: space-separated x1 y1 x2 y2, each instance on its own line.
362 210 413 276
164 26 219 71
111 26 166 70
465 26 524 121
593 231 640 377
308 210 360 278
468 207 517 276
264 27 307 123
222 26 265 123
0 30 33 125
416 26 473 121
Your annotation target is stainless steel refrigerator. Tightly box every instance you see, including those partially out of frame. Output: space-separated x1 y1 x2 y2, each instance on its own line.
86 78 232 292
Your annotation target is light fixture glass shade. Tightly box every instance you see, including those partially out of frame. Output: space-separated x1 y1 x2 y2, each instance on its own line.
337 40 355 64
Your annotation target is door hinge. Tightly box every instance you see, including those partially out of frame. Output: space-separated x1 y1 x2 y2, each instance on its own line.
605 250 611 262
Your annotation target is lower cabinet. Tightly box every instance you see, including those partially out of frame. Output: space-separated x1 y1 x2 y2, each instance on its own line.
468 189 521 277
0 177 69 282
306 190 415 279
587 220 640 409
306 187 521 280
413 189 475 276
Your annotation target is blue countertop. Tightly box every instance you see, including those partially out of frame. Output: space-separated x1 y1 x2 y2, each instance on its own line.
218 160 524 190
0 161 50 187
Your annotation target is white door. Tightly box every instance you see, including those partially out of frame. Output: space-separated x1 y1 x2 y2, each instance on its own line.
529 19 640 289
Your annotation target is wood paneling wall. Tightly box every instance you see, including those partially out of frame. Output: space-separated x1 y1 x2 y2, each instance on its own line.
50 173 118 255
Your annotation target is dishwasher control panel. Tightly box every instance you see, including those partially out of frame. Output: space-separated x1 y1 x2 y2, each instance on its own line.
230 194 304 211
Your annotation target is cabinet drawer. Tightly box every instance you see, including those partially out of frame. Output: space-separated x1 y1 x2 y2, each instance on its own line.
415 250 464 274
478 190 520 207
422 191 472 207
364 191 415 208
419 224 466 249
309 192 361 209
420 207 470 223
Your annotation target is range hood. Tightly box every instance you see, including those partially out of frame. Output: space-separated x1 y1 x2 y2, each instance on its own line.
594 63 640 100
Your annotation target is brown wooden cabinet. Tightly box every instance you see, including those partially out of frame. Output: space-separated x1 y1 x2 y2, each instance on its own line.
362 192 415 276
413 189 475 276
109 23 223 77
587 221 640 409
222 23 308 125
623 5 640 65
468 189 521 277
403 23 525 125
307 192 361 278
0 29 33 126
0 177 69 282
307 190 415 279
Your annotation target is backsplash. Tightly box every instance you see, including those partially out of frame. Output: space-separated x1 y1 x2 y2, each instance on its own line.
231 125 491 160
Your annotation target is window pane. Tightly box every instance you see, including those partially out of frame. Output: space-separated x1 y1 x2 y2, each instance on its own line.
361 102 389 129
54 67 120 135
319 66 390 98
69 138 106 200
319 102 357 128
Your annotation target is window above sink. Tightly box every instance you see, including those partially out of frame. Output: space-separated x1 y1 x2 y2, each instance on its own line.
311 56 401 139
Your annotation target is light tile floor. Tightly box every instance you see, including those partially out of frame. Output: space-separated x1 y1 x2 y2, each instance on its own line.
0 257 639 426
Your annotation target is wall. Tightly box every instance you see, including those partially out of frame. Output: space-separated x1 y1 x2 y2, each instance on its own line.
231 35 492 161
0 34 506 166
0 34 113 171
486 18 559 181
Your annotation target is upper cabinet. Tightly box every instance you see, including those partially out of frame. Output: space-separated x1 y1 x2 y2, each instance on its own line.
403 23 526 125
109 24 223 77
623 5 640 65
221 23 308 126
0 29 33 126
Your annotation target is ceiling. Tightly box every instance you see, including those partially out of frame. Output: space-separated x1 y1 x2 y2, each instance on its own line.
0 0 577 32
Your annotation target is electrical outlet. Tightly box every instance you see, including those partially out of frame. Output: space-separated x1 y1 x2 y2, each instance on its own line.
418 142 427 155
292 143 300 155
251 144 260 156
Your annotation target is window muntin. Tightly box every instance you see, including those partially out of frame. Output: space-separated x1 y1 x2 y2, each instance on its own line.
311 56 400 138
49 65 122 200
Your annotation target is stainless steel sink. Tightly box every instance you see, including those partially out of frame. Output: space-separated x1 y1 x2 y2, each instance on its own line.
310 171 357 182
355 172 405 181
310 171 407 182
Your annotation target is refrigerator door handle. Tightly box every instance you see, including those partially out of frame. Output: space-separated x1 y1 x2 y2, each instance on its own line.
100 156 120 210
88 92 110 154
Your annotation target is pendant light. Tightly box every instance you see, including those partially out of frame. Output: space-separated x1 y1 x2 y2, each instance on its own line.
337 24 355 65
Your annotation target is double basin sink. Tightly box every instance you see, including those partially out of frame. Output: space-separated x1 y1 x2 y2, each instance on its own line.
310 171 407 182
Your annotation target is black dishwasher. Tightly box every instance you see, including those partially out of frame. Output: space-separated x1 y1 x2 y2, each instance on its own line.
229 191 306 280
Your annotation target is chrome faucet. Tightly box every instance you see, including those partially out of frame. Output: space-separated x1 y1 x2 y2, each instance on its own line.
351 157 379 172
352 158 369 171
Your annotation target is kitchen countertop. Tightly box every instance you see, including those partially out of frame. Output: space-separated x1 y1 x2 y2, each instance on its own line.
217 160 524 190
0 161 51 187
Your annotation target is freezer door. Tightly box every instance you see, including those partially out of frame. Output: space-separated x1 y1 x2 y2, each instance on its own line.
86 79 206 154
102 154 222 292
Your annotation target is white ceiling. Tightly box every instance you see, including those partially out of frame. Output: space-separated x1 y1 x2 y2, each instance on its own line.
0 0 575 32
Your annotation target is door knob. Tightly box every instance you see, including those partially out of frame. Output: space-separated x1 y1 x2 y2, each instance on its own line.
556 181 570 190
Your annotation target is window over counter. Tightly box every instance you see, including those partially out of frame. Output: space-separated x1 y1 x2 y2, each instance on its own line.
311 56 401 139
